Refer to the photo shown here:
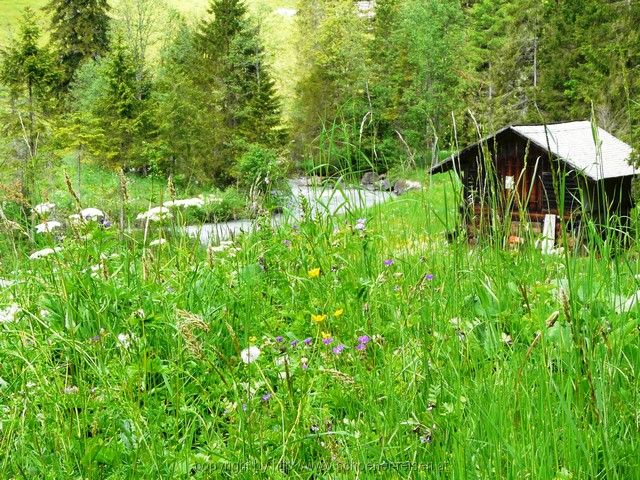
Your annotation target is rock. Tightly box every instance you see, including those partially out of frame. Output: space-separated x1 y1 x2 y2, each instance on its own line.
375 178 392 191
361 172 379 188
393 179 422 195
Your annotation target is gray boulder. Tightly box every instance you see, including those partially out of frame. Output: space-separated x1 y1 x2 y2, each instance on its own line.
361 172 379 188
393 179 422 195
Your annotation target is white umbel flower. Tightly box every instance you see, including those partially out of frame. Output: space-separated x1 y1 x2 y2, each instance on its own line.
33 202 55 215
80 208 105 221
163 197 205 208
29 247 62 260
0 304 20 324
35 220 63 234
68 213 82 224
149 238 167 246
240 346 261 364
136 206 173 222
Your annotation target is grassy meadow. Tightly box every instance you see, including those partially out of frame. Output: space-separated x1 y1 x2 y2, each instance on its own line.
0 171 639 478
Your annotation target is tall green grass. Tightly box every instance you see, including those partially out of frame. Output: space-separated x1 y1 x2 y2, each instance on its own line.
0 163 638 478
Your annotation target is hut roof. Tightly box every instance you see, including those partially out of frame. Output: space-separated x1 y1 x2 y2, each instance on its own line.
432 121 637 181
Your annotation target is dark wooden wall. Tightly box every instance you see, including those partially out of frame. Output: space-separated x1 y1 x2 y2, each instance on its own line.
460 130 586 220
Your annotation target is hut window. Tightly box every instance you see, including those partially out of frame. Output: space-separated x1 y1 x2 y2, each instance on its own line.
505 176 515 190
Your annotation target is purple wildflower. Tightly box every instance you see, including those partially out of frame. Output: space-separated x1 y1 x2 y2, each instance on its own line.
303 337 313 346
282 239 292 248
358 335 370 344
275 336 284 343
301 362 308 370
425 273 434 281
332 344 346 355
262 393 272 402
384 259 394 267
242 403 247 412
290 339 299 347
356 343 366 351
322 337 334 345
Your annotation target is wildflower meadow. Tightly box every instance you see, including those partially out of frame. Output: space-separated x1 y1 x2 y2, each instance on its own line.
0 175 638 478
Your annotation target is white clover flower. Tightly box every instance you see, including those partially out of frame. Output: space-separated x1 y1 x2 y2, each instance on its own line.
29 247 62 260
0 304 20 324
39 309 50 318
240 346 261 364
149 238 167 247
163 197 205 208
33 202 55 215
136 206 173 222
80 208 105 221
35 220 63 234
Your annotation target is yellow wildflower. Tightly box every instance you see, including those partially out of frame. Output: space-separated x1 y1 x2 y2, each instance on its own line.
321 331 332 339
311 314 327 324
308 268 321 278
333 308 344 318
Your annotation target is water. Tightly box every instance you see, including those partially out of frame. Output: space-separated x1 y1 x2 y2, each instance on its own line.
185 178 392 244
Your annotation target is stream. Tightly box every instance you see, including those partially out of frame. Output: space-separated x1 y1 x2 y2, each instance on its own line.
185 178 393 244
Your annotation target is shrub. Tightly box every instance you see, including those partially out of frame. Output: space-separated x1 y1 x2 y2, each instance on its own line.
235 145 288 195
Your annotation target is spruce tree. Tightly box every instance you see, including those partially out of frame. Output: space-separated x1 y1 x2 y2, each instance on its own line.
45 0 110 90
0 8 59 204
195 0 283 182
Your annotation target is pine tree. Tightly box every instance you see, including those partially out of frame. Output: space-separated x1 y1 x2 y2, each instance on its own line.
45 0 110 90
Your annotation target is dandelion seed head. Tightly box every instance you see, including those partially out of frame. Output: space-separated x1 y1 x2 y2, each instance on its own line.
240 346 261 364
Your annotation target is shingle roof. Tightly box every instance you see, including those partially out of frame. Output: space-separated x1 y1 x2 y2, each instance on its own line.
512 121 635 181
432 121 637 181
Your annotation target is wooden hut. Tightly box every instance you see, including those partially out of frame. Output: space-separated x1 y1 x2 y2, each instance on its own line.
430 121 638 243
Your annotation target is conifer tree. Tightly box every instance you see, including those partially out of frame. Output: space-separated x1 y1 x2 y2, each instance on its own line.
45 0 110 90
195 0 283 182
0 8 59 204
